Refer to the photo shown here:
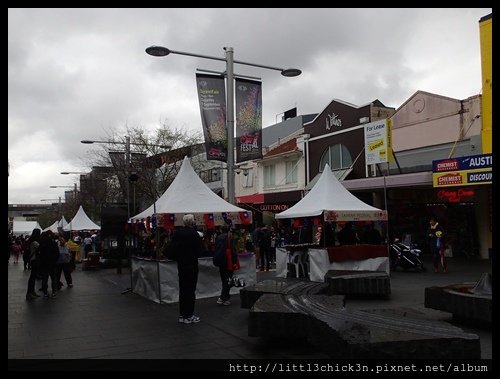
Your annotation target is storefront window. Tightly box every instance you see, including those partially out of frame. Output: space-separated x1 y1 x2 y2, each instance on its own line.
285 160 298 184
242 168 253 188
320 143 353 171
264 164 275 187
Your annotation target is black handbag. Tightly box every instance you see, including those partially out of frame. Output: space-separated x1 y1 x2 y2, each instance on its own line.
228 275 245 288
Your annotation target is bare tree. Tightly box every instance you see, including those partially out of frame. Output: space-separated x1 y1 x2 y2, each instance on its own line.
80 122 203 218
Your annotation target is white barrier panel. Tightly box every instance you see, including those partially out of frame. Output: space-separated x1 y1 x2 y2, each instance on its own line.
132 254 256 304
308 248 390 282
275 247 390 281
275 247 288 278
132 258 160 303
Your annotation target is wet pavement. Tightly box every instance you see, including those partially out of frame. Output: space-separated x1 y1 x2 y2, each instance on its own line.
8 254 492 368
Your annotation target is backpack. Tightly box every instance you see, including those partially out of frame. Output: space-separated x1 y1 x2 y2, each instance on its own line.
29 241 40 262
213 233 228 267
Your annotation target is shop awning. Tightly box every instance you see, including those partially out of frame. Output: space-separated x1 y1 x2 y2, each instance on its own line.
342 171 433 191
236 193 265 204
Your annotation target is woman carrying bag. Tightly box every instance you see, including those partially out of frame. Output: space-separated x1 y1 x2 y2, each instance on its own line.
214 224 238 306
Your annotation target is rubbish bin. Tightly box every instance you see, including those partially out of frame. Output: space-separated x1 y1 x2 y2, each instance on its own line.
83 252 100 270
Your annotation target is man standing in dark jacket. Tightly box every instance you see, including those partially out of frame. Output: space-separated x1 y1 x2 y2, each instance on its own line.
169 214 204 324
258 226 272 271
25 228 41 300
39 230 60 297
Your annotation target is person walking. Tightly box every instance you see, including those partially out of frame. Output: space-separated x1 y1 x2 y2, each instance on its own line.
25 228 42 300
66 238 79 271
214 224 237 306
22 237 31 270
252 226 262 270
83 233 93 259
427 216 447 273
38 230 60 298
168 214 204 324
55 236 73 289
11 239 22 264
258 226 272 271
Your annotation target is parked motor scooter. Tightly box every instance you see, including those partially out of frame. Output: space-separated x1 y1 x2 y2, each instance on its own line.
390 239 425 272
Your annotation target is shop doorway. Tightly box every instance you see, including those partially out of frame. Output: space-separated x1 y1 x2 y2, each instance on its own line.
443 203 479 258
389 202 479 258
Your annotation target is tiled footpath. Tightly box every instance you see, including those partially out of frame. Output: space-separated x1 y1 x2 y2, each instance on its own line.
8 255 491 368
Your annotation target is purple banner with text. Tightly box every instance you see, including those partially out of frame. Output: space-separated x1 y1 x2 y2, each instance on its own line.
196 74 227 162
235 78 262 163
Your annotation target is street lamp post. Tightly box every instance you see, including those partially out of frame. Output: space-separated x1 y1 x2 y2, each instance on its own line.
61 171 90 216
82 137 128 276
81 138 171 219
145 45 301 204
81 138 171 283
50 184 78 202
41 197 62 218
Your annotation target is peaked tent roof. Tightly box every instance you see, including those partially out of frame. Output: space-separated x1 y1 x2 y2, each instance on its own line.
63 206 101 231
58 216 68 228
44 216 69 233
131 156 247 221
12 220 42 236
43 220 59 233
276 163 384 220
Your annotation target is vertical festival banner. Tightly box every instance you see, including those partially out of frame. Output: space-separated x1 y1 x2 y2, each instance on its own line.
235 78 263 163
196 74 227 162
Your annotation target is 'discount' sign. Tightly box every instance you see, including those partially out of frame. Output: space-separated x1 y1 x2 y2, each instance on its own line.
432 154 492 187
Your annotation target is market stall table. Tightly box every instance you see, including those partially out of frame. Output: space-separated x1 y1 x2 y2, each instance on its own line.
276 245 389 282
131 253 256 304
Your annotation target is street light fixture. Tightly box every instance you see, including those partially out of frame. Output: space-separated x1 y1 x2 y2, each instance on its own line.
146 45 301 204
81 140 171 150
81 137 171 281
50 184 78 200
41 197 63 218
50 185 78 189
80 138 171 221
61 171 104 221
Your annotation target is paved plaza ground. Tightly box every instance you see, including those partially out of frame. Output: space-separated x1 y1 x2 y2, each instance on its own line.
8 254 492 370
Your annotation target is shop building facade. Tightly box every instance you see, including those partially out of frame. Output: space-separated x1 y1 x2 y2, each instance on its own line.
304 98 395 183
235 114 315 225
234 90 490 260
341 91 490 259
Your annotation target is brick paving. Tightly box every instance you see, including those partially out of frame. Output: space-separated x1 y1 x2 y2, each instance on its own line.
8 254 491 366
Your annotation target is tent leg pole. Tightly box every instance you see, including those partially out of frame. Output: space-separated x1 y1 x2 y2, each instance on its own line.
122 247 133 295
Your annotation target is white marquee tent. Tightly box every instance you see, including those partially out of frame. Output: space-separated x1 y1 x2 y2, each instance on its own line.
43 216 70 233
275 163 389 279
129 156 256 305
43 220 59 233
130 156 249 221
63 206 101 231
276 163 387 221
12 220 42 236
58 216 69 229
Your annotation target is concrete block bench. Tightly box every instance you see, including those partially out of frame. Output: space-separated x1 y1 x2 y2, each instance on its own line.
239 278 330 309
249 293 480 359
324 269 391 297
425 273 492 324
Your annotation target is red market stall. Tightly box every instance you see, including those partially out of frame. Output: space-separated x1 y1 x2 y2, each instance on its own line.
129 156 256 303
275 164 388 282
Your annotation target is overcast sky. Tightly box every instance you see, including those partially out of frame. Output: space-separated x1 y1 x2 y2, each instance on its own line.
8 8 491 205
